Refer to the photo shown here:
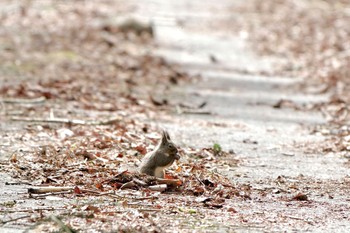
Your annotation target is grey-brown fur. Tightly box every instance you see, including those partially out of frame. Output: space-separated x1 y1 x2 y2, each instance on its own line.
139 130 180 178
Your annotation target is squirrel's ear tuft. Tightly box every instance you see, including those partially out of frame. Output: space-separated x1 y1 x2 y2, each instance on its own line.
165 130 171 140
161 130 170 144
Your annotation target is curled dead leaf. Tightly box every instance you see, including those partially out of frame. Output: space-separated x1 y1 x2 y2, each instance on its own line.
292 193 308 201
74 186 82 195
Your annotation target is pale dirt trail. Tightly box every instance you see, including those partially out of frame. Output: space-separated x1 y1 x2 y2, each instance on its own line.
1 1 350 232
128 0 350 232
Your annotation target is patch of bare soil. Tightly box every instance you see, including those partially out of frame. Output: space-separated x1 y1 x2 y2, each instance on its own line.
0 1 240 232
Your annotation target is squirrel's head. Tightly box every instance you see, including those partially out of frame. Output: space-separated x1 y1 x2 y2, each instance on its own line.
160 130 179 160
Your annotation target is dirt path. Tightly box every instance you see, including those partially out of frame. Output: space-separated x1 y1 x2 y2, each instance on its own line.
135 0 349 179
1 1 350 232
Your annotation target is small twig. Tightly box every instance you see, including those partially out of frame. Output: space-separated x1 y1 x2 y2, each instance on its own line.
105 192 151 200
149 95 168 106
179 101 207 109
1 96 46 104
137 208 160 212
11 116 120 125
1 215 31 224
182 110 212 115
176 106 212 115
106 193 128 199
0 207 66 213
120 181 137 190
284 215 313 224
148 184 167 192
80 189 101 195
133 178 148 186
80 189 126 199
5 181 33 186
80 189 123 198
107 192 156 201
30 191 73 198
285 215 304 220
28 186 74 194
194 175 208 191
125 196 158 201
80 189 157 200
129 196 157 201
99 116 121 125
155 178 182 186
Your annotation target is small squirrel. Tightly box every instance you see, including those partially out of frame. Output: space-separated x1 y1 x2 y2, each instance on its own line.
139 130 180 178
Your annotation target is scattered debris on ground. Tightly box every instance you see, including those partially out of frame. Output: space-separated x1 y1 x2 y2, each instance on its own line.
2 0 350 232
0 1 240 231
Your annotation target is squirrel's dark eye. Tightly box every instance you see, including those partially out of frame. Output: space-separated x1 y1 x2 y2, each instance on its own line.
168 144 174 149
